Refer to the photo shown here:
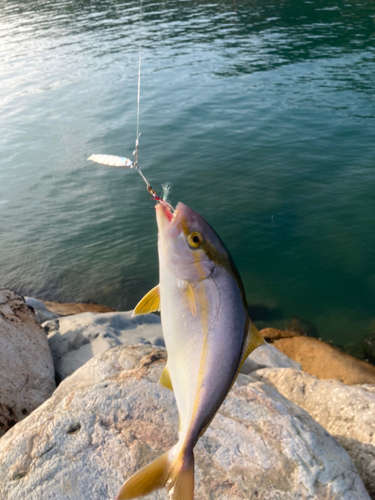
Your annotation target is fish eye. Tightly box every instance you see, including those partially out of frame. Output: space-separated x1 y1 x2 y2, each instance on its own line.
187 231 203 249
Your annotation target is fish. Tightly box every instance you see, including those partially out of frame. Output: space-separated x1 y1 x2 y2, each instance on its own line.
115 201 265 500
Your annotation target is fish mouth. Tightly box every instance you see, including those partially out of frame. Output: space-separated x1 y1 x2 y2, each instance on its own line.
156 200 174 222
156 201 185 236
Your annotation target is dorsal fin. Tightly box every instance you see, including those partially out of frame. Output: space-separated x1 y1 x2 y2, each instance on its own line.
133 285 160 316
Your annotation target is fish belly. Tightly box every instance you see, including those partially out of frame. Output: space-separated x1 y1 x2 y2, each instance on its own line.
160 265 247 446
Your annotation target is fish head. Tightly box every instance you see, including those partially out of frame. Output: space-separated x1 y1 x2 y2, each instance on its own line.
156 201 229 281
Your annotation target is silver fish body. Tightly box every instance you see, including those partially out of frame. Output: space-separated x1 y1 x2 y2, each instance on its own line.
159 203 249 449
115 201 265 500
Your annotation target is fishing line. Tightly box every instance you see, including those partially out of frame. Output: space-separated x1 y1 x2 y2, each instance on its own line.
133 0 142 170
136 0 142 149
88 0 167 204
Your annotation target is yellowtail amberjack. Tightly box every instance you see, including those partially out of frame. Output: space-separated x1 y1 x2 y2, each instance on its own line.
115 199 265 500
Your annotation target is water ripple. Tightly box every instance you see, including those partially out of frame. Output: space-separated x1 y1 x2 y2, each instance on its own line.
0 0 374 349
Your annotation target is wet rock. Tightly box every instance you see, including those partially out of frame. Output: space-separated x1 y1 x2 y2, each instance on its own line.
41 300 115 316
272 335 375 385
0 344 369 500
362 333 375 364
259 327 301 341
254 315 319 338
251 367 375 498
285 316 319 337
0 289 55 437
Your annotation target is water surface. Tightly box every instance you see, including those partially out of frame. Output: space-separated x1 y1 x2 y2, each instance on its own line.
1 0 375 353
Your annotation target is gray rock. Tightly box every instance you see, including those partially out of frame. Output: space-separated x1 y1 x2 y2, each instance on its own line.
0 289 56 437
242 343 301 373
44 311 299 381
24 296 59 323
251 367 375 498
45 311 164 380
0 344 369 500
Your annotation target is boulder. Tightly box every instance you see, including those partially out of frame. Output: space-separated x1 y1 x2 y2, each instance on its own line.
25 297 59 324
0 344 369 500
41 300 115 317
271 335 375 385
45 311 164 381
259 327 301 341
0 289 55 437
251 367 375 498
44 312 300 381
241 343 301 373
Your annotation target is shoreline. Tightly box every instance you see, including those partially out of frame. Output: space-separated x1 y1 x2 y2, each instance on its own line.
23 293 375 382
24 293 375 368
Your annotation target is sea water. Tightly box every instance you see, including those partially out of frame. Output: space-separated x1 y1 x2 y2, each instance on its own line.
0 0 374 354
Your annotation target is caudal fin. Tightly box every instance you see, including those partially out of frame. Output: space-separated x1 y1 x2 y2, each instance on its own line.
115 446 194 500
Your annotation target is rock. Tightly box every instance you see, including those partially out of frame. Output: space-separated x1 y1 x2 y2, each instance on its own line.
272 335 375 385
254 316 319 338
285 316 319 337
0 289 55 437
362 333 375 364
41 300 115 317
0 344 369 500
44 311 300 381
25 296 116 323
251 367 375 498
241 343 301 374
24 297 59 323
45 311 165 381
259 327 301 341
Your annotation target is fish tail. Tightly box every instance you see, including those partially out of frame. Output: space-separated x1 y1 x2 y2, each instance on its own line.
115 445 194 500
166 446 194 500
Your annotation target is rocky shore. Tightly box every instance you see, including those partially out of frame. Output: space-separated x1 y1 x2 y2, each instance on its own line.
0 288 374 499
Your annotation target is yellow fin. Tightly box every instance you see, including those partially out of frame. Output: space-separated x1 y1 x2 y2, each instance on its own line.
166 448 194 500
115 451 169 499
133 285 160 316
239 321 266 371
115 446 194 500
186 283 197 317
159 366 173 391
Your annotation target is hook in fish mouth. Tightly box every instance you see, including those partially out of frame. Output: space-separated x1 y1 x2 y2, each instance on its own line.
155 200 176 231
156 201 189 239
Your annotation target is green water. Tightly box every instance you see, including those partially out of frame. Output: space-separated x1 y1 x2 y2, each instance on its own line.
1 0 374 354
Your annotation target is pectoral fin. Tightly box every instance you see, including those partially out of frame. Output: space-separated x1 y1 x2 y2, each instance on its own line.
133 285 160 316
239 321 266 371
159 365 173 391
